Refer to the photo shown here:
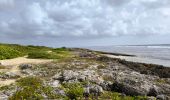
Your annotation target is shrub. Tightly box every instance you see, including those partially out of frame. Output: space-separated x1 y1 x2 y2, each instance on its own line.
27 51 61 59
0 45 22 60
99 91 148 100
63 82 84 100
9 77 62 100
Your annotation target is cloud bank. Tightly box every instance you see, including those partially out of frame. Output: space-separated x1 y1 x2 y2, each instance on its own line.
0 0 170 46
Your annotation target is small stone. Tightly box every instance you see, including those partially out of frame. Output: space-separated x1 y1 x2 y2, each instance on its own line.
147 96 156 100
156 95 165 100
51 80 60 87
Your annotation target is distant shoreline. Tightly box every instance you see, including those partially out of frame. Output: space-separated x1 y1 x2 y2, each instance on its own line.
86 49 170 67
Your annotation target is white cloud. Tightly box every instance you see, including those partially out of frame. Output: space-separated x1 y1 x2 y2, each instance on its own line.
0 0 170 41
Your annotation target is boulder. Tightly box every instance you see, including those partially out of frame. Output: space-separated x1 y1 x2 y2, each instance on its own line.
0 72 20 79
84 84 103 96
147 85 159 96
19 64 32 70
112 71 154 96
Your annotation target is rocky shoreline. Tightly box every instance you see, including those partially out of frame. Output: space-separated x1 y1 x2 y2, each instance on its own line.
0 48 170 99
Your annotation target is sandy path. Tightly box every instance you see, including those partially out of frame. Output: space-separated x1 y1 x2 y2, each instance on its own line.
0 57 52 66
0 57 52 86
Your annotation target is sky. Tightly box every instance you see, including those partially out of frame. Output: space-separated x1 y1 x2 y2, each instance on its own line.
0 0 170 47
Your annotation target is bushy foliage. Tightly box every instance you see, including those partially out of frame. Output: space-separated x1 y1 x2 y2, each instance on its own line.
9 77 61 100
62 82 84 100
0 43 71 60
0 45 22 60
28 51 61 59
98 91 148 100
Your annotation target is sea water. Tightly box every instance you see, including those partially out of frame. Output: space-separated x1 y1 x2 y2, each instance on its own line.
87 45 170 67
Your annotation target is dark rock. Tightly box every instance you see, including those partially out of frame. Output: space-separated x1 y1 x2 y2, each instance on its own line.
100 81 113 91
148 85 159 96
112 82 147 96
19 64 32 70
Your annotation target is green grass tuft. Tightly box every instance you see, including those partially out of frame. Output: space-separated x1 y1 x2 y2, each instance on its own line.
62 82 84 100
9 77 63 100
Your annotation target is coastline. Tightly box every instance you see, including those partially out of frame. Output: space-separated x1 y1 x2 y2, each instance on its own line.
105 54 170 67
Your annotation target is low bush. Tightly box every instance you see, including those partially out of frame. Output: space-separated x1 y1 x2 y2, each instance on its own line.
27 51 61 59
98 91 148 100
0 45 22 60
9 77 62 100
62 82 84 100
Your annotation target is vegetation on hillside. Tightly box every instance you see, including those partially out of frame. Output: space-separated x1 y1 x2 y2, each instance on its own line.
0 43 71 60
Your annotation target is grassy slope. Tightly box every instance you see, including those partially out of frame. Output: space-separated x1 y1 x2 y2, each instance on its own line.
0 43 71 60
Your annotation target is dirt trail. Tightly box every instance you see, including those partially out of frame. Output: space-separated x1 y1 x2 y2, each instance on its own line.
0 57 52 66
0 57 52 86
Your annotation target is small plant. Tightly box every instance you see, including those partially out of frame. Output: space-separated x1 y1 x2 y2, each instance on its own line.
9 77 62 100
97 65 106 69
102 75 114 82
62 82 84 100
98 91 148 100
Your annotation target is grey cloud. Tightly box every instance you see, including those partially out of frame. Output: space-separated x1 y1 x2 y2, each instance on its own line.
0 0 170 42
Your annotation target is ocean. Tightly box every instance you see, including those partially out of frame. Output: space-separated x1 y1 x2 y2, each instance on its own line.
87 45 170 67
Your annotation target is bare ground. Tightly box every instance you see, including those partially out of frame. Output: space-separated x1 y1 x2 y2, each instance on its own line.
0 57 52 86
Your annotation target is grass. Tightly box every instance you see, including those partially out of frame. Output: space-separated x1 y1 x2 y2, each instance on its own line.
0 43 72 60
102 75 114 82
62 82 84 100
9 77 63 100
0 84 16 91
97 91 148 100
0 45 22 60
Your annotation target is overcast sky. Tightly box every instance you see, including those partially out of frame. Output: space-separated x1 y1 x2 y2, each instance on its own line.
0 0 170 47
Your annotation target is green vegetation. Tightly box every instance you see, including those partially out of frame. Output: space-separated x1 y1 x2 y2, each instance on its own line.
0 43 71 60
9 77 63 100
27 51 60 59
0 45 22 60
0 84 16 91
97 91 148 100
62 82 84 100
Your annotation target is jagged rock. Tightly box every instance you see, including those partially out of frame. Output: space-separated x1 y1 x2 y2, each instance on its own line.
19 64 32 70
21 69 34 75
51 80 60 87
147 85 159 96
62 70 79 81
112 71 154 96
54 89 66 96
147 96 156 100
52 72 62 80
79 51 96 58
0 72 20 79
84 85 103 95
0 93 8 100
156 95 166 100
100 81 113 91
